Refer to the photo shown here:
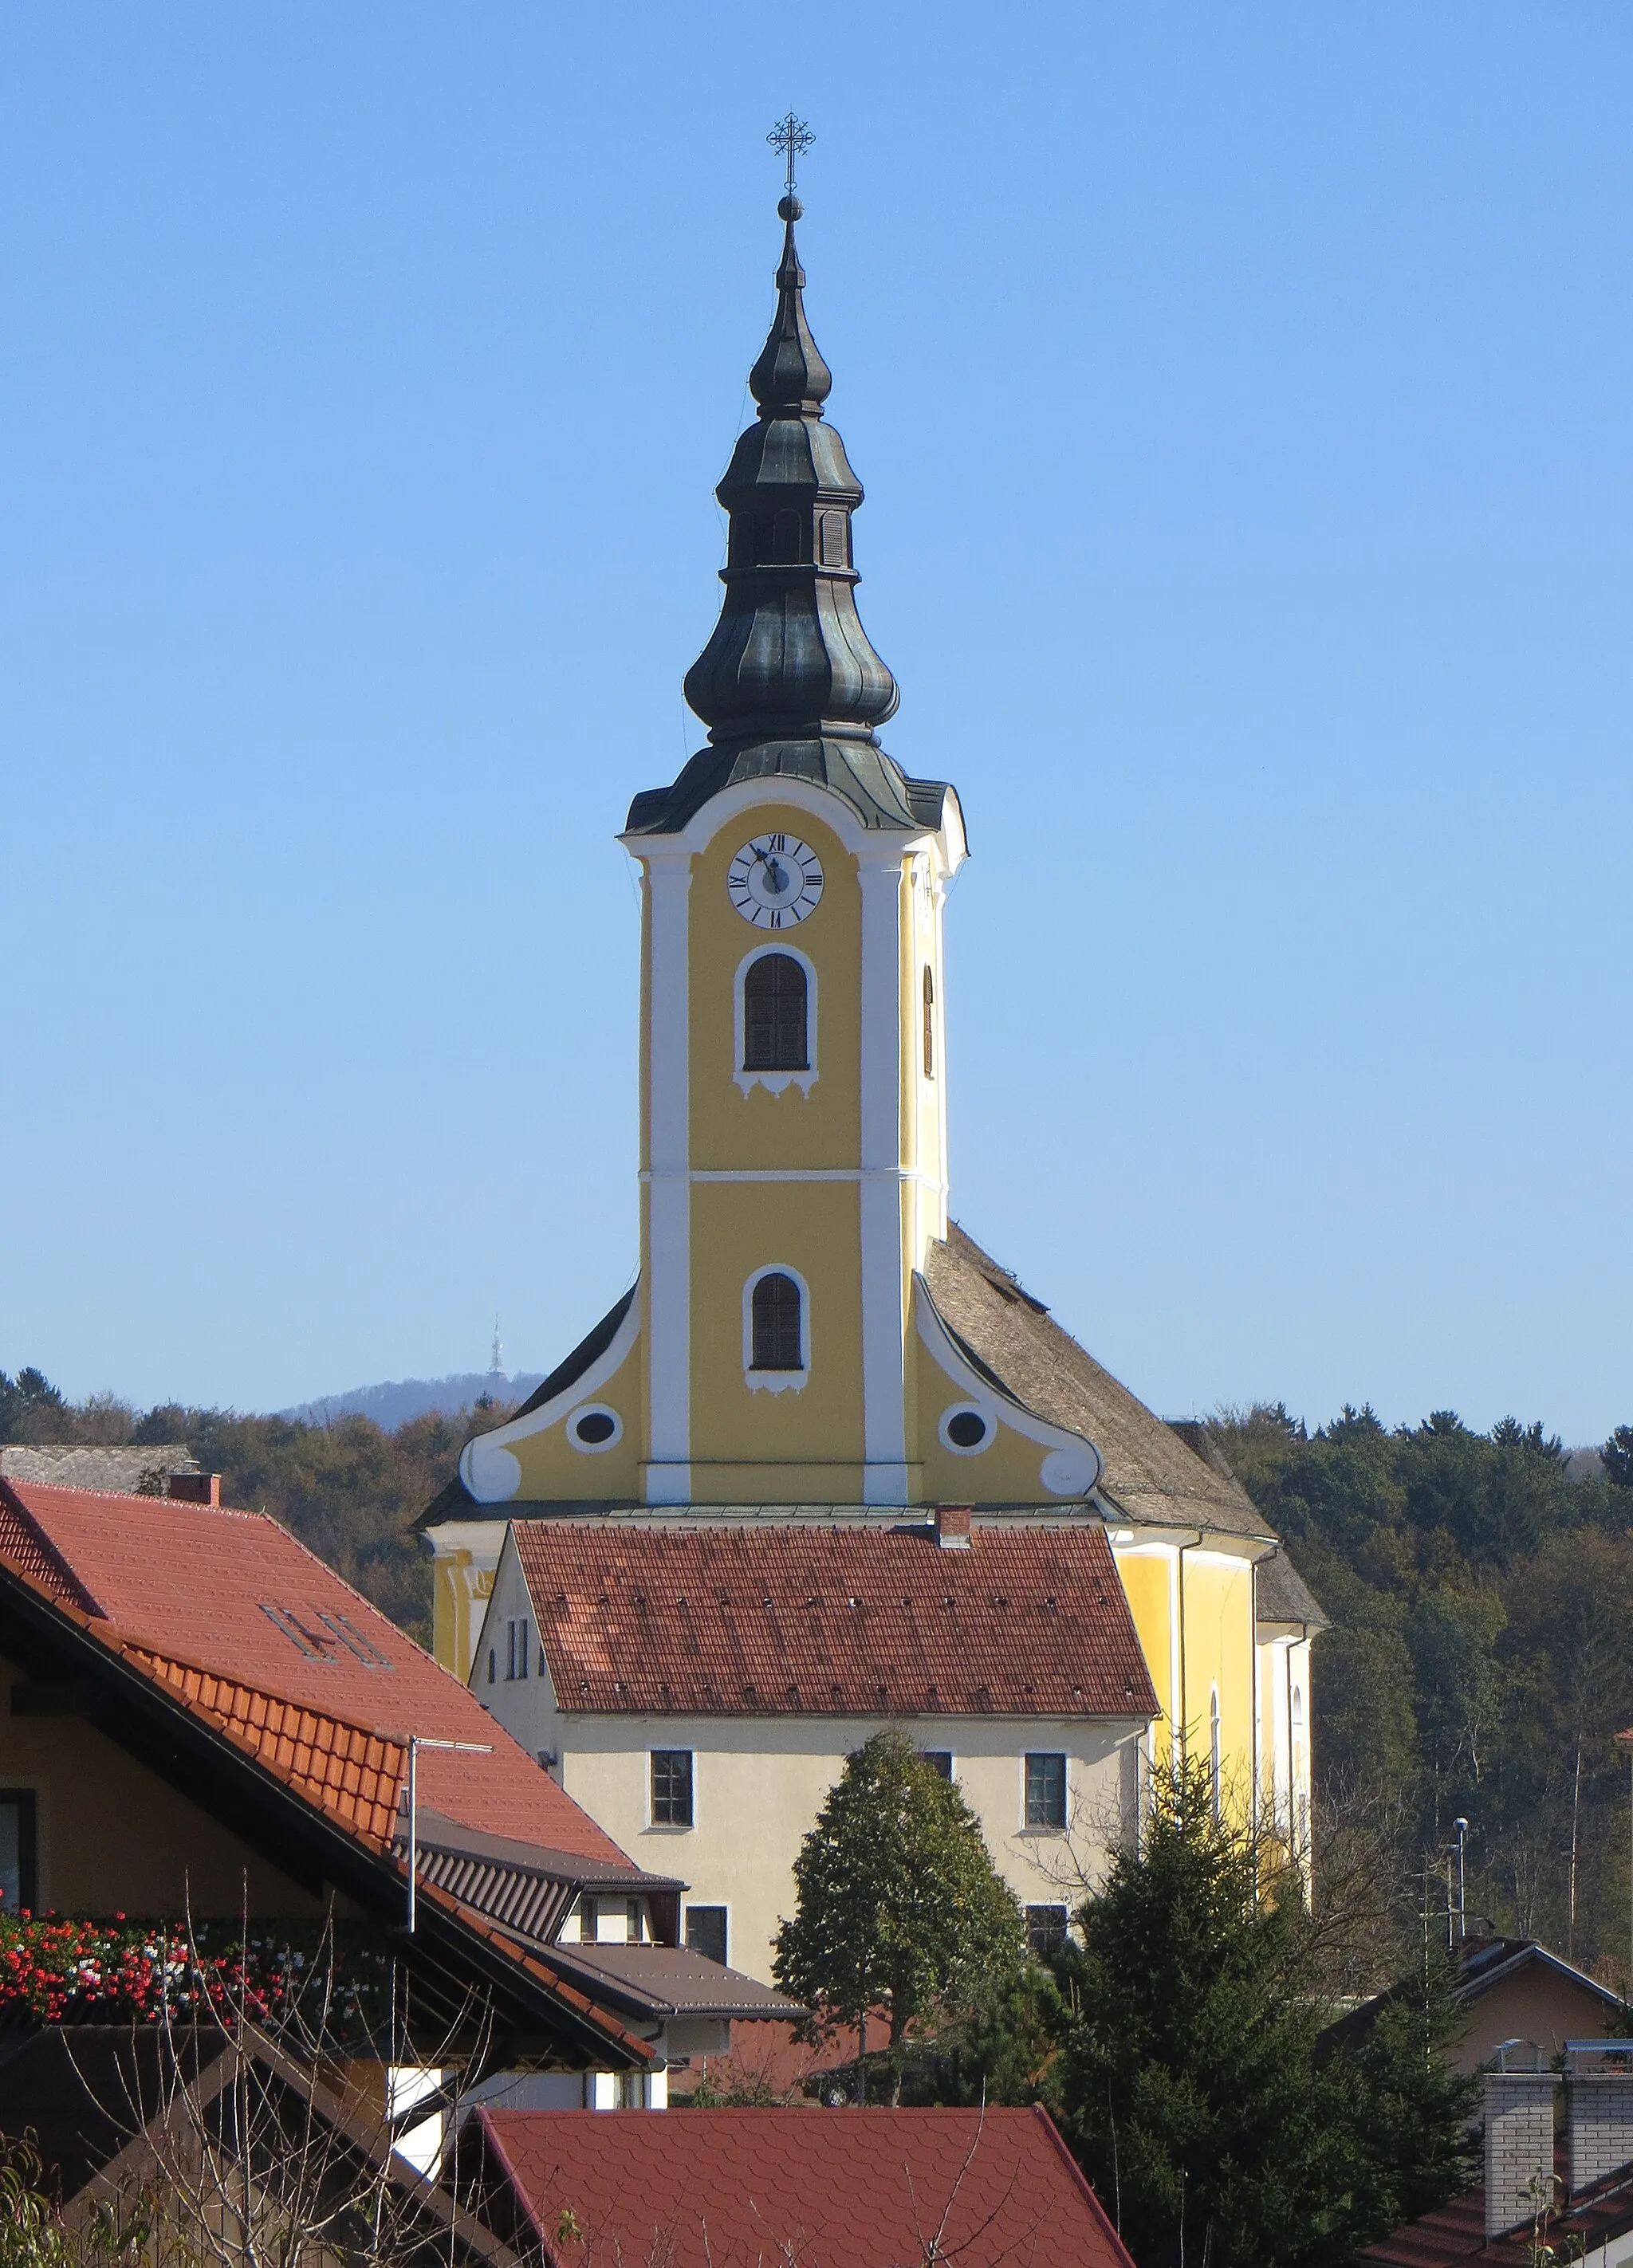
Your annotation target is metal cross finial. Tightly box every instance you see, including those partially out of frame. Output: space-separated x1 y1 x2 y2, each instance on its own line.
768 112 815 198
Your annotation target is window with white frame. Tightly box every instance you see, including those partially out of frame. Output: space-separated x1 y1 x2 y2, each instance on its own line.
686 1905 728 1966
743 1266 809 1390
1024 1752 1066 1830
1025 1904 1068 1957
651 1749 694 1827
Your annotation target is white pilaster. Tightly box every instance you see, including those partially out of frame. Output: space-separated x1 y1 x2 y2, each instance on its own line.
644 853 691 1503
858 852 907 1503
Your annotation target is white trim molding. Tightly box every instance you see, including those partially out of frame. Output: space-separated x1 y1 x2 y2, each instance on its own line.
458 1290 643 1503
938 1401 996 1457
643 849 693 1503
742 1263 811 1395
913 1276 1104 1499
565 1403 624 1454
733 941 818 1098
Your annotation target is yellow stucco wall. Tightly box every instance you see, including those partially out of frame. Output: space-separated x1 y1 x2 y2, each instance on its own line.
0 1652 330 1916
686 805 862 1175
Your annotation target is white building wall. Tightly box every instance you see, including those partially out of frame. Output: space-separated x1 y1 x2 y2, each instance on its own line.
470 1557 1141 1983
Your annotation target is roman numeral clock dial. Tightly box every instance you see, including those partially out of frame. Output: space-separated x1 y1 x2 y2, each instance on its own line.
726 834 824 929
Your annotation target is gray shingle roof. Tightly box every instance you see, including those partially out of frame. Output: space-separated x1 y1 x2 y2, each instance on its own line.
0 1445 194 1495
923 1227 1276 1543
1254 1550 1328 1629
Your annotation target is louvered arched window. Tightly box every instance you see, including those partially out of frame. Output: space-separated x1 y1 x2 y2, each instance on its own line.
743 953 809 1071
750 1272 804 1371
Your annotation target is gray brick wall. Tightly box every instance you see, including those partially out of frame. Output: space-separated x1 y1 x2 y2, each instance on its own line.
1485 2070 1558 2239
1569 2073 1633 2195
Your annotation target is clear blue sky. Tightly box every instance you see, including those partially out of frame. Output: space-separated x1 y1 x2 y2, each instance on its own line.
3 3 1629 1441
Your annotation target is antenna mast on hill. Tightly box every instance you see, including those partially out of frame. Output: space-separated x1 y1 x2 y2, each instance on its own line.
489 1319 503 1380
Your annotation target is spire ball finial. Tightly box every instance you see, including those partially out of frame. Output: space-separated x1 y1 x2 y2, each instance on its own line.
777 194 803 223
768 111 815 200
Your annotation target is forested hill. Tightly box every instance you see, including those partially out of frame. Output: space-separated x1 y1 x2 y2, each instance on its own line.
0 1366 517 1649
1207 1403 1633 1980
6 1363 1633 1977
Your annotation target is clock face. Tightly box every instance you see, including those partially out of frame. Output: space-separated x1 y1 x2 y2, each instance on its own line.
726 833 824 929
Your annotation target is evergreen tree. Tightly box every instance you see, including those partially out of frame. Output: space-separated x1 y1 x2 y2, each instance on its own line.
1052 1761 1340 2266
771 1731 1024 2101
1321 1959 1478 2246
1604 1424 1633 1490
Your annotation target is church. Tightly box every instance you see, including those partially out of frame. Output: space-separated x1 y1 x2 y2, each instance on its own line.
420 184 1322 1975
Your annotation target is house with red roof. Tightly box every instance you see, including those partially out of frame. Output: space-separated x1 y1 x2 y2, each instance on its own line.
0 1476 799 2148
454 2105 1136 2268
468 1507 1157 1981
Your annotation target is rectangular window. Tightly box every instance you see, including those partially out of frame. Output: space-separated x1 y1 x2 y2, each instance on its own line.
506 1618 530 1680
920 1751 953 1780
651 1750 695 1827
685 1904 728 1967
1026 1904 1069 1958
0 1793 38 1917
1025 1752 1067 1830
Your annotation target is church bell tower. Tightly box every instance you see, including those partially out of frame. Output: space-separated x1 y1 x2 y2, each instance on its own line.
455 192 1100 1518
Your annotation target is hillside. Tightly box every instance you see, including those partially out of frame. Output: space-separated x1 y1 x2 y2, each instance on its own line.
280 1371 546 1432
6 1362 1632 1977
1203 1402 1633 1981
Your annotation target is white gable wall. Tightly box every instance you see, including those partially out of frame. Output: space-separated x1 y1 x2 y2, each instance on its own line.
470 1558 1143 1985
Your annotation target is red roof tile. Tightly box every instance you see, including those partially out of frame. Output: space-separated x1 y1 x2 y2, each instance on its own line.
472 2105 1133 2268
1361 2150 1633 2264
512 1521 1158 1719
126 1648 409 1845
0 1480 630 1867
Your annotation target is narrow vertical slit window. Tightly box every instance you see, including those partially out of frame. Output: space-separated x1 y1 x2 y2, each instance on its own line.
922 965 935 1079
744 953 809 1071
751 1272 804 1371
1209 1686 1222 1821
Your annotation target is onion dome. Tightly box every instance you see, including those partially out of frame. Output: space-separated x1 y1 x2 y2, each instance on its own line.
628 199 949 839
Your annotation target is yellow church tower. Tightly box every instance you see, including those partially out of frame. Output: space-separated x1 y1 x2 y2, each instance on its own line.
422 190 1321 1851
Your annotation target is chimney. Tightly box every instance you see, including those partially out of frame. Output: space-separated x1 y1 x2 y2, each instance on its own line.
935 1506 972 1551
1484 2044 1557 2239
1567 2042 1633 2198
167 1469 222 1507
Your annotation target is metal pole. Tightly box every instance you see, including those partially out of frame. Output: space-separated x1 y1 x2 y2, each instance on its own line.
407 1737 418 1935
401 1736 490 1935
1454 1817 1468 1941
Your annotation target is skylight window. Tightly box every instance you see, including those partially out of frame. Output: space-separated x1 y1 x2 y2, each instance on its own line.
258 1604 329 1660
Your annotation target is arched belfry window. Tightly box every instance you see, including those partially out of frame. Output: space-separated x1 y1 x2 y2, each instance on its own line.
750 1272 803 1371
744 953 808 1072
922 965 935 1079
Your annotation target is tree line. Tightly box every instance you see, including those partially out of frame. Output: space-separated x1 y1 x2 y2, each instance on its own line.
8 1363 1633 1973
0 1366 514 1648
1210 1401 1633 1979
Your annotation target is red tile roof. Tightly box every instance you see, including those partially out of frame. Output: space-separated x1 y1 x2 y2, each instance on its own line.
470 2105 1134 2268
0 1480 630 1866
511 1521 1158 1718
1361 2148 1633 2264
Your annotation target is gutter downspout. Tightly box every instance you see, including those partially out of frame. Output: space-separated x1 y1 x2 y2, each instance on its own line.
1175 1531 1203 1773
1261 1560 1269 1859
1285 1633 1297 1866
